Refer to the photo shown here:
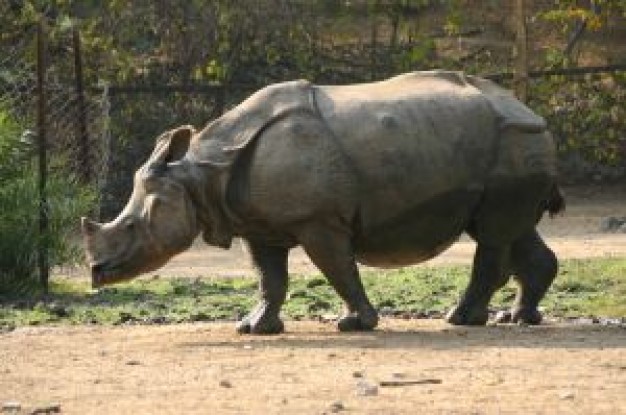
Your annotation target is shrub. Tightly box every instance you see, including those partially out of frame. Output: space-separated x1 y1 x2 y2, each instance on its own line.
0 109 95 296
531 74 626 164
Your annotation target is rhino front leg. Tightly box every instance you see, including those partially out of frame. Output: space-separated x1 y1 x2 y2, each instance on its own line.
237 241 288 335
297 224 378 332
446 243 510 325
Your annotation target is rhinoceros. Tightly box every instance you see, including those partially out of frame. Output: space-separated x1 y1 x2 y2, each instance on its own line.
82 70 564 334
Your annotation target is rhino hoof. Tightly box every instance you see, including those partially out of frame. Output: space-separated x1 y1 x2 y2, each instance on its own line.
237 320 285 334
236 317 284 335
510 307 542 325
236 302 285 335
337 312 378 332
445 306 489 326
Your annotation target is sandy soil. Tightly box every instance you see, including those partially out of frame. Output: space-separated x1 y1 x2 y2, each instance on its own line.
3 185 625 414
1 320 625 414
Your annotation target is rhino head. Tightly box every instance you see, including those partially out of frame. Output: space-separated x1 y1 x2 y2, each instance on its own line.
82 126 200 288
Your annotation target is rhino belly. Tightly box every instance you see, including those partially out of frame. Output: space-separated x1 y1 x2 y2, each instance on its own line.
353 187 480 267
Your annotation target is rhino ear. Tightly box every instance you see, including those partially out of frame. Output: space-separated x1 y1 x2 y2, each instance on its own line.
81 216 101 236
151 125 194 165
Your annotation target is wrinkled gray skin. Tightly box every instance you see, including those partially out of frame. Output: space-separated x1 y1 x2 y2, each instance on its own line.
82 71 565 334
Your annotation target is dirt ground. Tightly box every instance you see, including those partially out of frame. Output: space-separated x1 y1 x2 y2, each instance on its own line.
2 185 626 414
1 320 625 415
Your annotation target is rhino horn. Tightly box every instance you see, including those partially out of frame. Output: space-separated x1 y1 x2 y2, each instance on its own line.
81 216 102 236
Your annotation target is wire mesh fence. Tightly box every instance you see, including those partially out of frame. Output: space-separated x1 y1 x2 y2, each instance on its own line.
0 2 624 292
98 65 626 219
0 13 109 292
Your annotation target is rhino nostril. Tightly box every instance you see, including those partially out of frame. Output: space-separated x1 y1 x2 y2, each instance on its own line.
91 263 106 275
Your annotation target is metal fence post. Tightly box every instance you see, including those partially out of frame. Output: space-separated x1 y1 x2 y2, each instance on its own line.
73 24 90 183
514 0 528 102
37 17 49 293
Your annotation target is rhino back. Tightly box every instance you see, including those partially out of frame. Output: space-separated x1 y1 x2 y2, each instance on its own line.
314 71 499 230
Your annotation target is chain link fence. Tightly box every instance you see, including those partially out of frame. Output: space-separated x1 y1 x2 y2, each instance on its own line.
0 23 110 192
98 67 626 220
0 13 109 292
98 86 228 220
1 3 624 291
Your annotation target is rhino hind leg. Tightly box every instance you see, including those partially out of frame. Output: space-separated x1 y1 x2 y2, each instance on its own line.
497 230 558 325
450 175 557 326
236 241 288 335
297 224 378 332
446 243 510 325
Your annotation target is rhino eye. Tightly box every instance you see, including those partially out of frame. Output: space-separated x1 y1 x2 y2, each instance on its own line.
147 163 167 177
124 219 136 230
142 173 166 193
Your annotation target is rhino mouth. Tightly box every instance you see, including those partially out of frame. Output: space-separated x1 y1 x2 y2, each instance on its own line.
90 254 169 289
90 261 138 289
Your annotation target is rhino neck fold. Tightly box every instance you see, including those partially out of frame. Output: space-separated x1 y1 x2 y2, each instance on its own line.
181 162 236 249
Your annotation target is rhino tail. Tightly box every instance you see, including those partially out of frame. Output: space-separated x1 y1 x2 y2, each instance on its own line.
546 184 566 218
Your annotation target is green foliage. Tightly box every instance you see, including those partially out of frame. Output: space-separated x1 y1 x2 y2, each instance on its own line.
1 258 624 328
442 0 464 36
0 109 96 295
394 39 436 71
540 1 626 32
529 73 626 167
542 258 626 317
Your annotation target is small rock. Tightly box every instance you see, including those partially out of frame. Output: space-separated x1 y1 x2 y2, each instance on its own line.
48 303 70 318
125 360 141 366
242 344 253 350
422 310 439 319
0 324 16 334
559 391 575 400
598 317 623 326
319 314 338 323
494 310 512 323
2 401 21 412
356 380 378 397
352 371 364 378
379 378 443 387
147 316 168 325
30 403 61 414
572 317 595 325
117 312 137 324
329 401 345 413
219 380 232 388
190 312 211 322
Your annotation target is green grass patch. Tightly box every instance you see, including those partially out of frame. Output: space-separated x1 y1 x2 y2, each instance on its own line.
1 257 624 329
